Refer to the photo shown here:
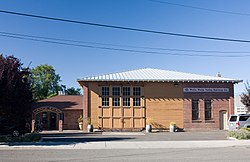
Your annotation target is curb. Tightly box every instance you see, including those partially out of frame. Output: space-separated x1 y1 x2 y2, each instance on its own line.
1 140 250 149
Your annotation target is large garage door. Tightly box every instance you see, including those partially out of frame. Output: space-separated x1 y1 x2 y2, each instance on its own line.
98 86 145 130
100 106 145 129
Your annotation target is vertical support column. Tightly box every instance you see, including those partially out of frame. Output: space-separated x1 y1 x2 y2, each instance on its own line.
31 120 35 132
131 85 134 128
229 97 234 115
59 120 63 132
199 99 205 122
110 85 113 129
229 84 235 117
82 83 89 131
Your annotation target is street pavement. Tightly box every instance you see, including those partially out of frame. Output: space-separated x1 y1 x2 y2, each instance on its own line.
1 130 250 150
0 147 250 162
1 131 250 162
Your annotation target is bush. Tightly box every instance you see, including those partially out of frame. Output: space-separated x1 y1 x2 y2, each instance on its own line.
228 129 250 140
0 136 12 142
240 127 250 132
0 133 41 142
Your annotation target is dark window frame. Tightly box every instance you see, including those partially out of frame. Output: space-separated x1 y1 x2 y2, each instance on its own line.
102 87 109 96
133 97 141 106
102 97 109 107
123 87 130 96
123 97 130 107
112 87 120 96
192 99 199 120
205 100 212 120
112 97 120 107
133 87 141 96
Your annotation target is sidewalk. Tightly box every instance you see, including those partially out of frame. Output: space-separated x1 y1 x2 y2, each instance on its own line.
1 139 250 149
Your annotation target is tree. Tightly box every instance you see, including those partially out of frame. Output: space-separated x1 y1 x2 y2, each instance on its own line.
241 82 250 112
0 55 32 122
31 64 61 100
65 87 81 95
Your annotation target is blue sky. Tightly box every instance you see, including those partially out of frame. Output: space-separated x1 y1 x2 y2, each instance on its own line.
0 0 249 94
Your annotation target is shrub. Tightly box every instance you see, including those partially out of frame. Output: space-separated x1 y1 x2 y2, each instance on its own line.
240 127 250 132
0 133 41 142
170 122 176 126
78 115 83 123
0 136 12 142
228 129 250 140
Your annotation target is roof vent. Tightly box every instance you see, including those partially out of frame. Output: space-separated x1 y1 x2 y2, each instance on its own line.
216 72 221 77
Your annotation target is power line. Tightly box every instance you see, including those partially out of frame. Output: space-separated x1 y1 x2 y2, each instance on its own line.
1 9 250 43
1 32 250 58
1 31 250 54
149 0 250 16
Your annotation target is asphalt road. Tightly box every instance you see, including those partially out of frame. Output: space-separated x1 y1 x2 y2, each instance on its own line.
0 146 249 162
41 131 228 142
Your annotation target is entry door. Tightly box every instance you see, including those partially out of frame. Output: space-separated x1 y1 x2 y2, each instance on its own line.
50 112 57 130
219 111 228 130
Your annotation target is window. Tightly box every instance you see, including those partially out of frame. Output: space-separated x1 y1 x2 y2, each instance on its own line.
102 87 109 106
192 100 199 120
133 87 141 106
102 87 109 96
133 98 141 106
112 87 120 106
229 116 237 122
133 87 141 96
123 98 130 106
102 97 109 106
112 87 120 96
205 100 212 120
123 87 130 106
123 87 130 96
239 116 250 121
112 97 120 106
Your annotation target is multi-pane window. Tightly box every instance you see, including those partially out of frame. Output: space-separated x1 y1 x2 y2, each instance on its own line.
102 87 109 106
133 87 141 96
123 87 130 96
102 97 109 106
192 100 199 120
205 100 212 120
133 87 141 106
133 98 141 106
123 98 130 106
112 87 120 106
112 97 120 106
112 87 120 96
102 87 109 96
123 87 130 106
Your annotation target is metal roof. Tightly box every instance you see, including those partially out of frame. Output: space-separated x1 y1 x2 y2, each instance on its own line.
77 68 242 83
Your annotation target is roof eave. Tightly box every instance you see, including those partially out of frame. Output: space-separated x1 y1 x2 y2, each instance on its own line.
77 79 242 83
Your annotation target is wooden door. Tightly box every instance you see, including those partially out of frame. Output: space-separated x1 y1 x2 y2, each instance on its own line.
99 105 145 129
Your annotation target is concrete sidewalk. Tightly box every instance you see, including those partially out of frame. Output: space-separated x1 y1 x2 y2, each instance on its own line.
1 139 250 149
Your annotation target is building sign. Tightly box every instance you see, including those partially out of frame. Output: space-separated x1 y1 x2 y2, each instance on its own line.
183 88 229 93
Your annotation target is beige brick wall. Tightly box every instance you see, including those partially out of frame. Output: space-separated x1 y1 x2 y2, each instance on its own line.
144 82 184 129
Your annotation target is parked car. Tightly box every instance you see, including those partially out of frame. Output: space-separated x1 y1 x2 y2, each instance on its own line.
228 114 250 130
0 118 27 137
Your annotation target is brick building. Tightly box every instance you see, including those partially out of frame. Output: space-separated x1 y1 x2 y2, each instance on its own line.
32 95 83 131
77 68 241 131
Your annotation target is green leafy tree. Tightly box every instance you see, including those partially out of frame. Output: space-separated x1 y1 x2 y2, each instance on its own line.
241 82 250 112
31 64 61 100
0 55 32 122
66 87 81 95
